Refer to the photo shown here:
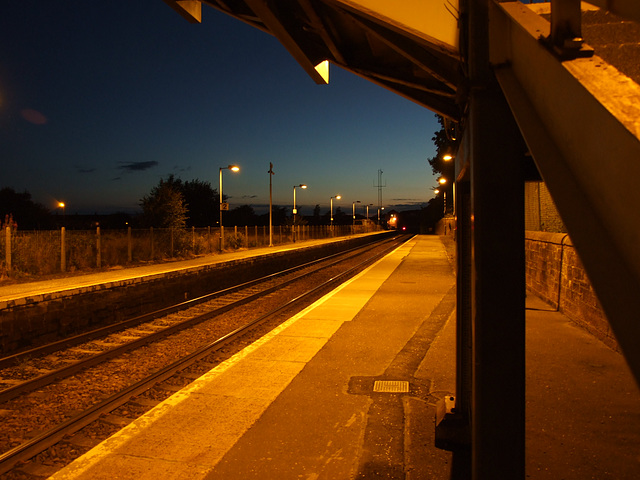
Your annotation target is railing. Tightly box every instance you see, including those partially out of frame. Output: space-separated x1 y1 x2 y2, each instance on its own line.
0 224 380 278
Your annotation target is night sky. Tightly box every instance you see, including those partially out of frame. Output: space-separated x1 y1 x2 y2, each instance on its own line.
1 0 441 217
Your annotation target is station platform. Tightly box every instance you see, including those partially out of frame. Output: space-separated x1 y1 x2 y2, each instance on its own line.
19 236 640 479
0 234 382 304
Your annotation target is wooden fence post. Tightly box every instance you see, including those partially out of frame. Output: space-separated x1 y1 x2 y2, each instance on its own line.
60 227 66 272
5 227 11 272
96 227 101 268
128 226 132 263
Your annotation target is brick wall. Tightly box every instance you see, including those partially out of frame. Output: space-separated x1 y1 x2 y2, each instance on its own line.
525 231 616 350
525 231 566 309
524 182 566 233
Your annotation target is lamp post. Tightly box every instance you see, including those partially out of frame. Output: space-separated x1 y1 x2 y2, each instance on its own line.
219 164 240 251
438 176 448 215
330 195 341 227
378 206 384 224
292 184 307 243
352 200 361 226
57 202 66 227
366 204 373 230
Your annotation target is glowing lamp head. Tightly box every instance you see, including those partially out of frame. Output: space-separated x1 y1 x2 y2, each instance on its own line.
438 177 447 185
228 165 240 172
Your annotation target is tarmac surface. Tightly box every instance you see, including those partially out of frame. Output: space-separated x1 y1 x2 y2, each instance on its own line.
3 235 639 479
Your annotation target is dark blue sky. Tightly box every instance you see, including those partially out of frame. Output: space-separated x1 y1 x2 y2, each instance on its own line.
1 0 441 217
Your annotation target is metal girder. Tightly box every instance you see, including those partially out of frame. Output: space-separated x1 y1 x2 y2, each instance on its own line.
489 1 640 384
342 12 460 91
585 0 640 23
331 0 460 55
161 1 463 117
244 0 330 84
298 0 347 65
162 0 202 23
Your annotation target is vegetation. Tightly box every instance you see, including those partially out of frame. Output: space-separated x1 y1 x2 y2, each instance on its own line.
427 115 458 184
139 175 189 228
0 187 55 230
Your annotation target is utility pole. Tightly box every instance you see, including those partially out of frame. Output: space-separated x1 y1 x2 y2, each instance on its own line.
374 169 386 224
268 163 274 247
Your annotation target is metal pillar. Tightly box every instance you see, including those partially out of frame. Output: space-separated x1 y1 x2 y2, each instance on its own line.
466 0 526 478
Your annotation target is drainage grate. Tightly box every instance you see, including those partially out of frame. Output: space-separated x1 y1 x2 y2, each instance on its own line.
373 380 409 393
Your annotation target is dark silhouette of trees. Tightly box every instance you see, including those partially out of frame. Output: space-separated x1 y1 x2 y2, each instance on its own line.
427 115 458 178
227 205 256 226
139 176 187 228
426 115 459 219
333 206 349 225
0 187 54 229
311 204 322 225
140 175 220 228
181 179 218 227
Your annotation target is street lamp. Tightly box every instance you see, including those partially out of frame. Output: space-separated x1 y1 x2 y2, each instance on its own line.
292 184 307 242
330 195 341 226
378 206 384 224
366 203 373 229
437 177 448 214
352 200 361 226
57 202 66 227
219 164 240 250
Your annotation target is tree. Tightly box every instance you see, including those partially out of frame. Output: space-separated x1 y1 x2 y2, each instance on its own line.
140 177 188 228
181 179 218 227
0 187 54 229
139 175 220 228
427 115 458 178
427 115 459 218
333 206 348 225
227 204 257 226
311 204 322 225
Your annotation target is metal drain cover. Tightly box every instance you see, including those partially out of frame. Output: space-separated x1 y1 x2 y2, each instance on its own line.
373 380 409 393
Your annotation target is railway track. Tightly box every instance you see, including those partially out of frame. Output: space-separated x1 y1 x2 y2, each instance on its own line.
0 234 408 478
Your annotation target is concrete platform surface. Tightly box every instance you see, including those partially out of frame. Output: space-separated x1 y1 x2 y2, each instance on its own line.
38 235 639 479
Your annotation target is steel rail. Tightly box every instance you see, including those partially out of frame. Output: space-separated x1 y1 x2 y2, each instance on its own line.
0 234 408 475
0 234 396 370
0 235 401 403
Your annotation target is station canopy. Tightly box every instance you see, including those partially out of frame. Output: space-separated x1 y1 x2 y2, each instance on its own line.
163 0 462 121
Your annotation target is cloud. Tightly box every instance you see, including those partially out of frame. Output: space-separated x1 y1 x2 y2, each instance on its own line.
117 161 159 172
242 195 258 199
74 165 96 174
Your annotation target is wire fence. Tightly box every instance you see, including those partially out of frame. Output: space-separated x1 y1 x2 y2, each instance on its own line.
1 223 380 279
